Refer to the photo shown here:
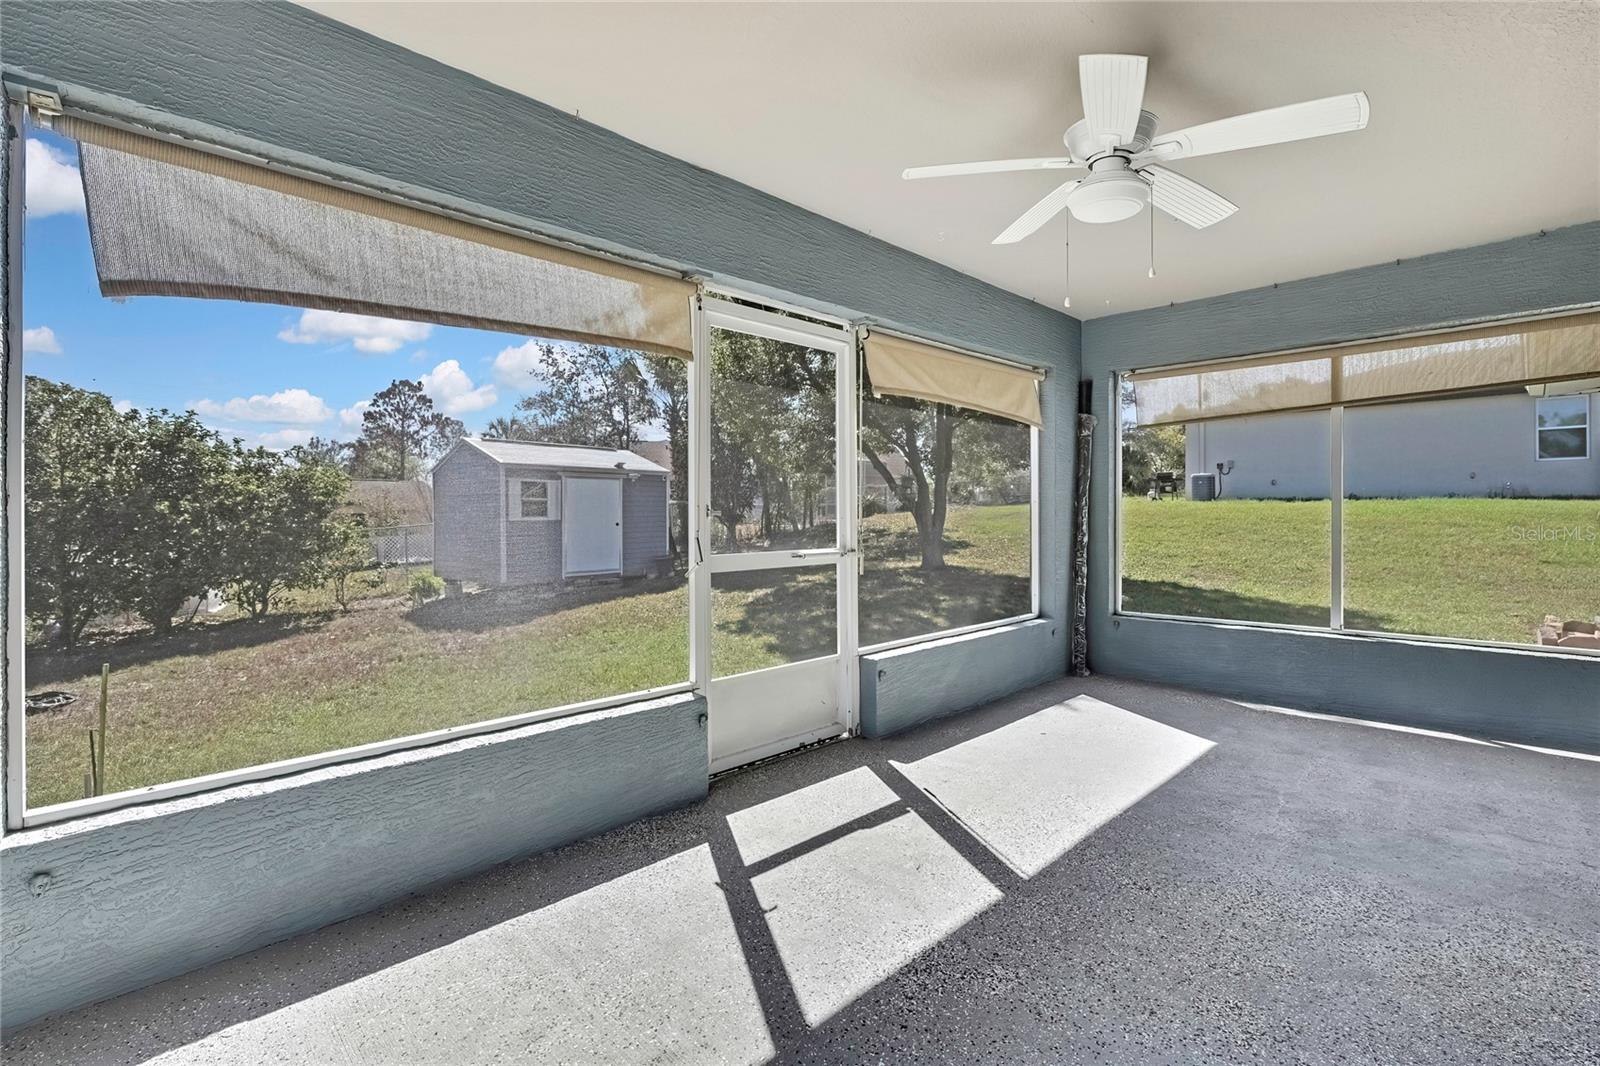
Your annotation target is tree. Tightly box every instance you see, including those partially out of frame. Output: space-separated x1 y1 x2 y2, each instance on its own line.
23 378 136 647
326 516 377 612
222 449 352 618
859 396 959 570
288 436 353 471
358 379 453 480
513 344 659 449
115 409 236 635
643 355 689 554
1119 382 1186 495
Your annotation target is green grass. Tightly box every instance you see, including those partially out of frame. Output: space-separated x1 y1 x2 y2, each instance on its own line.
1121 496 1599 641
24 503 1031 807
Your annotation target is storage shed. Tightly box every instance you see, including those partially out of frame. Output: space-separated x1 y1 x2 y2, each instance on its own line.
432 438 671 586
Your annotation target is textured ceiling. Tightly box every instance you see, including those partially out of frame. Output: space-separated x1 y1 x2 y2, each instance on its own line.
303 2 1600 319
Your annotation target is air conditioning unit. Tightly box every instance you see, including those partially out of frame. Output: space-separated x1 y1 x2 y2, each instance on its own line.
1189 473 1217 501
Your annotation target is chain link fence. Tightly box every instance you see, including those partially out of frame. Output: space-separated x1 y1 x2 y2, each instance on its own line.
367 523 433 567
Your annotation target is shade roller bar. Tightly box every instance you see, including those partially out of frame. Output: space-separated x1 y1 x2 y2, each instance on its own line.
1128 311 1600 426
862 331 1044 427
58 116 696 358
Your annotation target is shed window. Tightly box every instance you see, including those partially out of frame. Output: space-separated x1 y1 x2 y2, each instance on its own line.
1536 396 1589 460
516 479 560 520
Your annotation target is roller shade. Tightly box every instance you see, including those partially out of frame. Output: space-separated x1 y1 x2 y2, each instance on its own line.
862 331 1044 427
60 117 695 358
1129 311 1600 426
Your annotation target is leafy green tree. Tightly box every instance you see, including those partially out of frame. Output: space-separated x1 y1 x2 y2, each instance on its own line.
223 449 352 618
115 409 236 634
513 344 659 449
288 436 353 471
1118 377 1187 494
358 379 453 480
859 395 959 569
643 355 689 554
23 377 136 647
326 516 377 612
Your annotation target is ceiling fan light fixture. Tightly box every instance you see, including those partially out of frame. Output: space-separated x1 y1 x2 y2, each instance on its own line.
1067 172 1148 224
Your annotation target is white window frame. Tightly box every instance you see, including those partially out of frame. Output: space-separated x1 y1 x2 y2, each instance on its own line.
855 419 1042 657
3 106 697 830
1111 325 1600 659
510 477 561 521
1534 395 1590 462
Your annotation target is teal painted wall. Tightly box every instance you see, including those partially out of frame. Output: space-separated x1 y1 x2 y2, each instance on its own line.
0 0 1080 1029
1081 223 1600 751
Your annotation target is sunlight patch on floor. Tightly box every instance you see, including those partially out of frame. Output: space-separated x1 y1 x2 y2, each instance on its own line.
750 810 1001 1027
892 696 1215 878
146 846 772 1066
726 765 899 864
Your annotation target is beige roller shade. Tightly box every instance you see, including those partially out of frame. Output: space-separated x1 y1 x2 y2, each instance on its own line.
863 331 1044 427
1129 311 1600 426
59 117 695 358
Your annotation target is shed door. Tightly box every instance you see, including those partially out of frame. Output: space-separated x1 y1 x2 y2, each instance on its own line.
563 477 623 576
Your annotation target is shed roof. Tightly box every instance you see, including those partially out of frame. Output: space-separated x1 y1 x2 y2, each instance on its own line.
463 437 669 475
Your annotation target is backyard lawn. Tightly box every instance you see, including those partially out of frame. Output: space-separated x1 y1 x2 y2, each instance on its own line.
24 503 1031 807
1122 496 1598 641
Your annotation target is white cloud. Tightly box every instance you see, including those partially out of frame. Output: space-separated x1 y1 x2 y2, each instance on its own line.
193 388 332 424
492 339 578 391
421 359 498 415
254 427 317 450
22 326 62 354
277 310 431 353
113 399 134 415
210 426 317 452
25 138 85 217
339 399 371 430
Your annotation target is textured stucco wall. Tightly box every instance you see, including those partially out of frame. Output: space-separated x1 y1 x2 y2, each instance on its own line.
0 0 1079 1029
0 692 710 1030
860 618 1063 737
1084 223 1600 750
1185 392 1599 499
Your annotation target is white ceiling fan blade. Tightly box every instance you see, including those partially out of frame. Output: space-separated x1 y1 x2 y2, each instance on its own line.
1144 165 1238 229
1146 92 1370 162
1079 54 1148 147
993 179 1082 245
902 157 1079 180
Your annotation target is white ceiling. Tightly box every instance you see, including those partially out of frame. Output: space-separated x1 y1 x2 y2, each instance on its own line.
304 2 1600 319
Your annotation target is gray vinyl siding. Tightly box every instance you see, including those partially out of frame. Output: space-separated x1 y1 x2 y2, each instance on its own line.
431 444 502 584
435 451 670 585
502 463 564 583
623 475 670 576
1185 392 1598 499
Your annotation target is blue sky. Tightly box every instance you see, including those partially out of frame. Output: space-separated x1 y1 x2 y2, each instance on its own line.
21 128 574 450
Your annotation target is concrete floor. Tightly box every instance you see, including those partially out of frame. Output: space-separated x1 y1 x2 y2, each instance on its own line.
4 675 1597 1065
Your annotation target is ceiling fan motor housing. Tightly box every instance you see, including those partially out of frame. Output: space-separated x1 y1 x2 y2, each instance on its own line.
1068 157 1149 224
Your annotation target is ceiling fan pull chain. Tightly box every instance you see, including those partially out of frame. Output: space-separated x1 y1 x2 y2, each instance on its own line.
1148 187 1157 279
1063 217 1072 309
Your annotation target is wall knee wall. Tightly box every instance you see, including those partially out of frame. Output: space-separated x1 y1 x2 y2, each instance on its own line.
1082 223 1600 752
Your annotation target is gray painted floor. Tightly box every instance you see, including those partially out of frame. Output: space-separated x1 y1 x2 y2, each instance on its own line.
5 676 1596 1065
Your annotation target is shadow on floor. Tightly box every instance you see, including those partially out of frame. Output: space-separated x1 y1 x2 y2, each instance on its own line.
4 676 1596 1065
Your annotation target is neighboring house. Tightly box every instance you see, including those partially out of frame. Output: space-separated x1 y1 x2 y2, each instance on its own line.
343 479 434 526
629 439 674 479
1185 388 1598 499
433 438 671 586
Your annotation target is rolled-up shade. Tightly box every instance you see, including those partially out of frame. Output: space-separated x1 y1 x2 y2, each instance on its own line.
863 331 1044 427
61 117 695 358
1129 311 1600 426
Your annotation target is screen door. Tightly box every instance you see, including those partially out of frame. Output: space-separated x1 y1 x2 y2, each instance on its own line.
691 297 857 772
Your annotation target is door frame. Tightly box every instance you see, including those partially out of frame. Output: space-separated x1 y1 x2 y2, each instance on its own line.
689 295 859 771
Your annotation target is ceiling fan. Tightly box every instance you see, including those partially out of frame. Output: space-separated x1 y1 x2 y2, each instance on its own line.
904 55 1370 303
